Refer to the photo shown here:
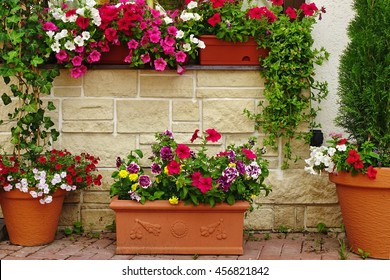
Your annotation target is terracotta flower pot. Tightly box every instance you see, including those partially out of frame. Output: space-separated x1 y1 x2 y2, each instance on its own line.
109 196 250 255
199 35 269 66
329 167 390 259
98 45 130 65
0 189 67 246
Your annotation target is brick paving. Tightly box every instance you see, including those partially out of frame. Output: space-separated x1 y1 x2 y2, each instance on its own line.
0 231 365 260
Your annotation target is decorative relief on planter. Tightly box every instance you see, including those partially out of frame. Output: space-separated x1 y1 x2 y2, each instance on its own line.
170 220 188 238
200 218 227 240
129 218 161 239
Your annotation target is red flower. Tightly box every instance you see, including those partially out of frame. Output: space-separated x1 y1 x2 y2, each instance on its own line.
167 160 181 175
190 129 199 143
50 155 56 162
337 138 347 145
75 16 90 30
205 128 221 142
104 28 118 42
38 156 46 164
55 164 62 170
242 148 257 160
65 9 77 18
197 177 213 193
285 7 296 20
300 2 318 16
367 166 377 179
207 13 221 27
191 172 202 187
176 144 191 159
346 150 360 164
76 176 83 183
210 0 226 8
353 160 364 169
271 0 284 6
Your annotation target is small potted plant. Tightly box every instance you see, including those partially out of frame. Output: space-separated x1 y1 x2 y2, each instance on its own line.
304 0 390 259
0 0 103 246
109 128 271 254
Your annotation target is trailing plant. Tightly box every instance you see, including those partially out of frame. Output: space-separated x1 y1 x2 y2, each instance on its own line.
0 0 60 162
335 0 389 159
245 1 329 168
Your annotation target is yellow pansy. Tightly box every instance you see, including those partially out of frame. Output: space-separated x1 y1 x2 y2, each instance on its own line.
129 173 138 182
169 196 179 205
229 163 236 168
251 194 257 199
164 166 169 174
119 170 129 178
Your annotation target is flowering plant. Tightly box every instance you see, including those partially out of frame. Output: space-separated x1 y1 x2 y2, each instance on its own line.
110 129 271 207
43 0 205 78
304 133 389 179
0 149 103 204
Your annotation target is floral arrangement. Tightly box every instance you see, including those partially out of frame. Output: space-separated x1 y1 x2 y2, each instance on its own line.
304 133 389 179
42 0 205 78
110 129 271 207
0 149 103 204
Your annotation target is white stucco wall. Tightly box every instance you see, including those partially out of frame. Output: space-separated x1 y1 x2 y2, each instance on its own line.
311 0 355 140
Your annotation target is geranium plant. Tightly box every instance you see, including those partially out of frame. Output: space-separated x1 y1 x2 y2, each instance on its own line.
0 149 103 204
110 129 271 207
43 0 205 77
304 133 389 179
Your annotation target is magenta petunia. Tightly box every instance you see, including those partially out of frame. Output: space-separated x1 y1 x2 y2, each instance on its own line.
154 58 167 71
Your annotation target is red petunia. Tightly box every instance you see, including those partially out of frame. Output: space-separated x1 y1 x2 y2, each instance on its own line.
337 138 347 145
75 16 90 30
353 160 364 169
55 164 62 170
242 148 257 160
205 128 221 143
197 177 213 194
210 0 226 9
76 176 83 183
271 0 284 6
176 144 191 159
190 129 199 143
167 160 181 175
346 150 360 164
38 156 46 164
207 13 221 27
367 166 377 179
191 172 202 187
285 7 296 20
300 2 318 16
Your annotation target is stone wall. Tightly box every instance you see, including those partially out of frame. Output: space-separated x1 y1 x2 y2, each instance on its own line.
0 68 342 232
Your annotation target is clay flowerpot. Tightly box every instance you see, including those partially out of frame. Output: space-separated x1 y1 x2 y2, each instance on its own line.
109 196 250 255
329 168 390 259
199 35 269 66
0 189 67 246
98 45 130 65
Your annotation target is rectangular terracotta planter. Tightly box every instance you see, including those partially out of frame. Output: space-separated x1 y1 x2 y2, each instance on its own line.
109 196 250 255
199 35 269 65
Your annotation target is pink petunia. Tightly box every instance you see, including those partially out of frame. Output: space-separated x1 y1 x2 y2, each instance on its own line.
141 53 151 63
71 56 83 66
154 58 167 71
70 65 87 78
56 50 68 63
87 50 101 63
42 22 58 31
127 39 139 49
175 51 187 63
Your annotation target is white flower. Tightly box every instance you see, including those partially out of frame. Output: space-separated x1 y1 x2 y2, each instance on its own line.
336 144 347 151
197 40 206 49
30 191 38 198
86 0 97 7
327 147 336 157
15 183 21 190
190 34 199 44
40 195 53 204
3 184 12 191
176 30 185 39
183 43 191 52
65 40 76 51
60 172 67 178
164 16 173 24
74 35 85 47
304 166 317 175
46 31 55 38
180 12 194 22
76 7 85 17
187 1 198 9
21 186 28 193
194 13 201 21
82 31 90 40
7 175 12 182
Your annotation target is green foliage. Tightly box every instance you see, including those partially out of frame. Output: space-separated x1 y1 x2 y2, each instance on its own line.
245 8 329 168
336 0 390 157
0 0 60 162
316 222 329 234
357 248 370 260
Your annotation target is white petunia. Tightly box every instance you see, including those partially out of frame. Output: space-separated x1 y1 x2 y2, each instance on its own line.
190 34 199 44
74 35 85 47
176 30 185 39
3 184 12 191
64 41 76 51
336 144 347 151
46 31 55 38
187 1 198 9
182 43 191 52
82 31 90 40
197 40 206 49
86 0 97 7
164 16 173 24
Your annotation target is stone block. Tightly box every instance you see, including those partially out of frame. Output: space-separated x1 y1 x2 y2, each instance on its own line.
59 204 80 227
197 88 264 99
172 100 199 121
203 100 255 133
54 70 83 86
245 206 274 230
140 74 193 98
81 207 115 231
62 99 113 120
62 121 114 133
171 122 200 133
83 191 111 204
197 70 263 87
84 70 137 97
117 100 169 133
60 133 137 167
53 87 82 97
306 205 343 228
274 205 297 229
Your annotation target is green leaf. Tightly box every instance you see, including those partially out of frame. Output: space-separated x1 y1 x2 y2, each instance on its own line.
227 195 235 205
1 93 12 105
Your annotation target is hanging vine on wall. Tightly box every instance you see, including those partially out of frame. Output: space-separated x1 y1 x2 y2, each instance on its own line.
245 5 329 169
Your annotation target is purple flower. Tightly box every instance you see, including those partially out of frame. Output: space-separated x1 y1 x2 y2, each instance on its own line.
160 146 174 161
236 160 246 175
116 157 122 168
228 150 236 162
217 176 231 192
138 175 151 189
128 191 141 202
151 163 162 174
222 167 239 183
245 162 261 179
127 162 140 174
164 130 174 139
